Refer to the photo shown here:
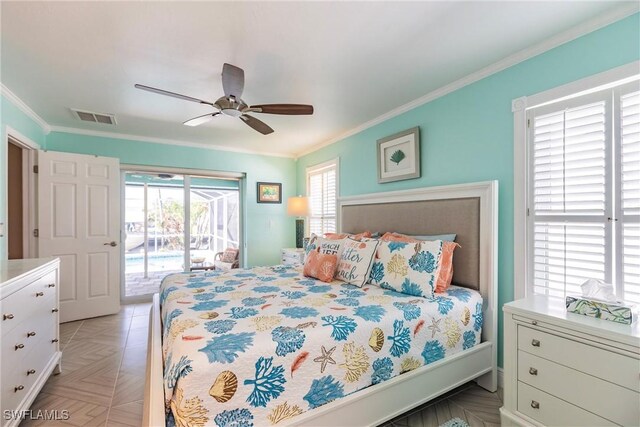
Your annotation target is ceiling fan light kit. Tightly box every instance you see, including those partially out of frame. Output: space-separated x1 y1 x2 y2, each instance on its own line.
135 63 313 135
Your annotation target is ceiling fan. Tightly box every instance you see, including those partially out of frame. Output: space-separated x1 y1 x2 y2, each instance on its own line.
135 63 313 135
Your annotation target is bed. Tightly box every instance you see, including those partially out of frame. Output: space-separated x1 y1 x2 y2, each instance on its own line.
144 180 498 426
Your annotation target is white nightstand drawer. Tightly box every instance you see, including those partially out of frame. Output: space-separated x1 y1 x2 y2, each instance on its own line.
517 382 615 427
517 324 639 392
518 350 639 426
281 249 304 265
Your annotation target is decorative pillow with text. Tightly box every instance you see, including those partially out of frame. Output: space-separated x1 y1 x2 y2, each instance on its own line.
335 238 380 287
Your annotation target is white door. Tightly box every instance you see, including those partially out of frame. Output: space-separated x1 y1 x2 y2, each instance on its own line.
38 150 121 322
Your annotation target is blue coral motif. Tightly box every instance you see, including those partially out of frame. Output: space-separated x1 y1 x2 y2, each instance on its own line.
307 285 332 293
369 262 384 283
371 357 394 384
194 292 217 301
422 340 446 364
321 315 357 341
408 250 436 273
473 302 483 332
242 297 267 306
228 307 259 319
205 319 237 334
339 288 366 298
214 408 254 427
303 375 345 409
191 299 230 311
213 286 235 293
280 307 319 319
388 319 411 357
353 305 386 322
235 272 257 278
447 288 471 302
163 309 182 334
393 302 422 320
335 298 360 307
281 291 307 299
431 296 454 315
160 286 178 304
163 354 193 389
271 326 306 356
199 332 254 364
224 279 244 286
257 276 277 282
400 278 423 297
388 241 408 252
463 331 476 350
298 279 318 286
253 285 281 293
279 272 298 278
244 357 286 407
383 288 413 298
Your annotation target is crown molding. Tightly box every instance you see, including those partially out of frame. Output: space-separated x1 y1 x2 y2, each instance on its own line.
295 3 639 158
0 83 51 134
48 126 295 159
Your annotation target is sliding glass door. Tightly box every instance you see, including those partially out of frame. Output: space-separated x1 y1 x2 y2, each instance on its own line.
123 172 240 299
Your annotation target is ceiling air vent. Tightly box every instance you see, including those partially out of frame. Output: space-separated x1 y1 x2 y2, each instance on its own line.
71 109 117 125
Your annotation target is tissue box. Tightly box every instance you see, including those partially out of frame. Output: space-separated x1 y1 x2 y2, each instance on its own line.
566 296 635 325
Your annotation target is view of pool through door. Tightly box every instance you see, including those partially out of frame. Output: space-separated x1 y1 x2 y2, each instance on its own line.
122 171 240 300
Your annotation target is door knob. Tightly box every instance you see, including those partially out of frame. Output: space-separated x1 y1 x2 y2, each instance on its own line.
104 241 117 247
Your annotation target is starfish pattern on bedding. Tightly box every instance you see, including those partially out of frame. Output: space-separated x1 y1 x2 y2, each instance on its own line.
427 317 442 338
313 345 336 373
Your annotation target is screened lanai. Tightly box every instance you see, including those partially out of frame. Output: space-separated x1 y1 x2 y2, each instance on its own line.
123 173 240 298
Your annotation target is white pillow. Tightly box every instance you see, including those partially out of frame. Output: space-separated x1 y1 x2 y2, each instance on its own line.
305 234 345 261
335 238 380 287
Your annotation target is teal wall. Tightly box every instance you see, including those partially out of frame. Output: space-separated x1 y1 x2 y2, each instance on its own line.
295 14 640 367
0 95 47 259
45 132 296 267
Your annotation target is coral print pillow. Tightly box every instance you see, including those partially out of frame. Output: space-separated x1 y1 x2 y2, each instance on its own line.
305 234 345 261
369 240 443 298
335 238 380 287
303 250 338 282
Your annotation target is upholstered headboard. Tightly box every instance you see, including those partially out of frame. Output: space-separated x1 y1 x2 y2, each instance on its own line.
341 197 480 290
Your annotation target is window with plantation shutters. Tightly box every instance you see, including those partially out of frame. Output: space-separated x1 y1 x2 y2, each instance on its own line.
527 81 640 303
306 159 338 236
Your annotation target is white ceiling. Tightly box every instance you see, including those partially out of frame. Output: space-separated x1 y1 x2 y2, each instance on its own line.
1 1 636 157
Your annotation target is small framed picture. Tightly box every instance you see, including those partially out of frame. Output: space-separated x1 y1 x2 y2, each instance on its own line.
257 182 282 203
377 127 420 183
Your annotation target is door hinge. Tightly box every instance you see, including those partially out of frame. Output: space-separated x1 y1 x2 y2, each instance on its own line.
527 118 530 128
33 229 39 237
527 208 530 216
33 165 38 173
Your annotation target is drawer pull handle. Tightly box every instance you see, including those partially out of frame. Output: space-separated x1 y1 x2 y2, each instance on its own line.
35 292 44 297
14 385 24 392
48 283 56 288
3 314 14 320
529 367 538 375
27 369 36 375
531 339 540 347
15 344 25 350
52 308 59 313
531 400 540 409
52 338 59 343
27 331 36 338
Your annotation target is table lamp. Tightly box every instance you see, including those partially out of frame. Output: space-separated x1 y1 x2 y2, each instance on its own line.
287 196 310 249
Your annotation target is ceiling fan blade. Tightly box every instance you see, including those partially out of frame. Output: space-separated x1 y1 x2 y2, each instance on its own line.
135 84 215 106
240 114 274 135
222 63 244 98
183 112 220 127
250 104 314 115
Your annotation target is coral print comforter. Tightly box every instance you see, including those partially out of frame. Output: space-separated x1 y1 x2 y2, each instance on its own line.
160 265 483 427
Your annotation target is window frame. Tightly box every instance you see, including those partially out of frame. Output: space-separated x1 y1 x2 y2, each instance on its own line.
305 158 340 236
513 61 639 300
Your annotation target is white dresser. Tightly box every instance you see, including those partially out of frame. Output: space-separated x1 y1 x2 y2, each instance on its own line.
281 248 305 265
1 258 61 427
501 295 639 427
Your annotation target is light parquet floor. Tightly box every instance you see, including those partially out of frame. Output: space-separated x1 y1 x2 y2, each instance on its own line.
24 302 502 426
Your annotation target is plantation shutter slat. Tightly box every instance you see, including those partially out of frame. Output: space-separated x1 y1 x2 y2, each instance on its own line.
621 90 640 303
307 161 337 236
530 94 610 299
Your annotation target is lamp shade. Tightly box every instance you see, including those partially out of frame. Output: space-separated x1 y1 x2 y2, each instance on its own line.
287 196 310 216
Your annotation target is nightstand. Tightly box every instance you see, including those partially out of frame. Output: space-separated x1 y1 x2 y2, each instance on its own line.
281 248 304 265
500 295 639 427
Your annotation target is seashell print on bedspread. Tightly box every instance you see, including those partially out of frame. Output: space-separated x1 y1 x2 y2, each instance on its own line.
159 264 483 426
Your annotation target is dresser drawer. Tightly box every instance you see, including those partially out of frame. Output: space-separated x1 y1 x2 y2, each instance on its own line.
1 271 57 333
517 381 615 426
517 324 639 392
518 350 639 426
